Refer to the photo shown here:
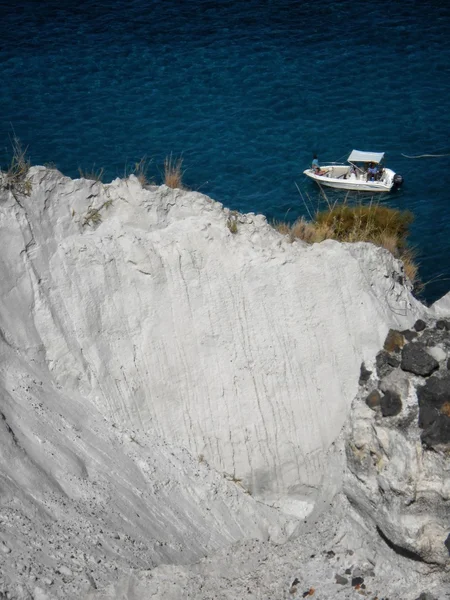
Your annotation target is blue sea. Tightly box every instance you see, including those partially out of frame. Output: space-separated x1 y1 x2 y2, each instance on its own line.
1 0 450 303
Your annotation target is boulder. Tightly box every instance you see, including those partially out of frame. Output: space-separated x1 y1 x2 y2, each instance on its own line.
401 329 418 342
401 343 439 377
379 370 410 399
376 351 399 378
417 373 450 408
413 319 427 332
421 416 450 448
416 374 450 449
380 390 402 417
359 362 372 385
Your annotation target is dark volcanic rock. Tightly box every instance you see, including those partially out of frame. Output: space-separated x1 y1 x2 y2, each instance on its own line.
417 373 450 448
380 390 402 417
366 390 381 410
387 355 400 368
418 403 439 430
419 327 450 347
421 416 450 448
413 319 427 332
359 362 372 385
376 351 398 377
401 342 439 377
335 574 348 585
417 373 450 408
351 576 364 587
436 319 450 330
401 329 418 342
445 533 450 556
383 329 405 352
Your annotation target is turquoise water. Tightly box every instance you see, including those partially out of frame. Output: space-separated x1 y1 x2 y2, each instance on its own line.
2 0 450 303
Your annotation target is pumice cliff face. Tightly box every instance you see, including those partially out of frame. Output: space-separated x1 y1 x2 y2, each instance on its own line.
1 167 440 599
0 167 421 501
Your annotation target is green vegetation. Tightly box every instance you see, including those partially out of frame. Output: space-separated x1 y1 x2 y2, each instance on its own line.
274 202 419 289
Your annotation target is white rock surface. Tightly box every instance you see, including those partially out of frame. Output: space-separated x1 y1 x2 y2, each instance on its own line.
88 493 446 600
0 167 438 598
430 291 450 316
1 168 422 502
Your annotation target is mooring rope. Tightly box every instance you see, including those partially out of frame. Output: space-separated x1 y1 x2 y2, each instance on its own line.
401 152 450 159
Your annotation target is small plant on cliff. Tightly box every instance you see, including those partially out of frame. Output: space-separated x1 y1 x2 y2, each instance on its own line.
82 199 113 227
1 135 32 196
133 155 152 187
78 165 105 182
227 211 238 234
164 153 185 189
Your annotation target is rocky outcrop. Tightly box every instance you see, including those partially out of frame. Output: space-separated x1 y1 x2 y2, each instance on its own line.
345 321 450 569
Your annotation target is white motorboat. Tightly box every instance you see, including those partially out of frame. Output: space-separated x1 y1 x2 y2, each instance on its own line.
303 150 403 192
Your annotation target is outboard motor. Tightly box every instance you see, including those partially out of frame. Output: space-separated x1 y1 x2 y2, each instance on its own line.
393 173 404 188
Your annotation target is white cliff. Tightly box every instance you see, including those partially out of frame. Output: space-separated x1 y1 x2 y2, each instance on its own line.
1 167 446 599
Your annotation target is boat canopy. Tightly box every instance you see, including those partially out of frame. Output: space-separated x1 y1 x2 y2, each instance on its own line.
348 150 385 164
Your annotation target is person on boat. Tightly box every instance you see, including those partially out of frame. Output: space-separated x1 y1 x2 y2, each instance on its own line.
367 163 378 181
311 154 326 176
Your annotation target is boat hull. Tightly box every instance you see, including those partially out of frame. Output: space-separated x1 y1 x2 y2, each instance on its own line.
303 166 395 192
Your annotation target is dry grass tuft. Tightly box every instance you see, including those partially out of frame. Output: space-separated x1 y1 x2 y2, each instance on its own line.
2 135 32 195
400 247 421 290
274 217 332 244
78 165 104 182
273 221 291 236
164 154 184 189
314 204 414 245
273 201 420 289
133 156 152 187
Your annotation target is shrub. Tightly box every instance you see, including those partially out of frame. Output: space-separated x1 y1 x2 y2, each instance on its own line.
274 202 420 289
315 204 414 246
